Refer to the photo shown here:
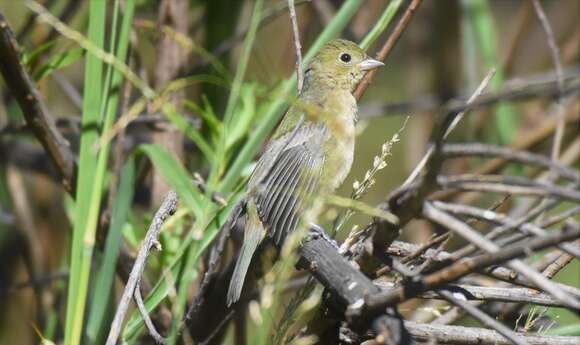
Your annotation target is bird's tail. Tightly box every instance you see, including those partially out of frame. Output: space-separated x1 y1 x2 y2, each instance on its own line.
227 201 265 306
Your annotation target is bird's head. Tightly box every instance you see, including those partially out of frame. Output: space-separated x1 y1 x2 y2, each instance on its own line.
305 39 384 92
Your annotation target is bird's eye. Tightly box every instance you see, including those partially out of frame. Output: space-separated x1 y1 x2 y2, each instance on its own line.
340 53 351 63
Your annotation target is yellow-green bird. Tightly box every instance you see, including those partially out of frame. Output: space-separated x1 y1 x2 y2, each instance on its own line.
227 39 384 305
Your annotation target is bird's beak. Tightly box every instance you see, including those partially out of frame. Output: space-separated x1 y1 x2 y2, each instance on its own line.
358 57 385 71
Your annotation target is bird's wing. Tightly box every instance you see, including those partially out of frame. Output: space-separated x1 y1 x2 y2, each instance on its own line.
251 123 326 245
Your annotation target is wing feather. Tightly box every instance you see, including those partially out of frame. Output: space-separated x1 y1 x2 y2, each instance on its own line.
252 133 325 245
260 149 304 225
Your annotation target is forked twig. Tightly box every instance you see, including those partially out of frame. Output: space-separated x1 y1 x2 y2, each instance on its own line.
105 191 178 345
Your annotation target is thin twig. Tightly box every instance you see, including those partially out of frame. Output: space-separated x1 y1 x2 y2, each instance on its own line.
198 310 235 345
287 0 303 92
374 278 562 307
541 206 580 228
401 233 451 264
360 222 580 320
0 13 76 192
411 284 564 308
434 201 580 259
402 69 496 187
531 0 565 163
354 0 423 100
423 202 580 311
105 190 178 345
543 244 577 280
437 290 529 345
441 143 580 183
358 69 580 119
436 174 580 203
134 284 166 344
404 321 580 345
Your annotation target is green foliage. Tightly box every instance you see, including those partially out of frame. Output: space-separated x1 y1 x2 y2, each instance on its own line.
64 1 134 344
63 1 108 343
86 158 136 344
462 0 517 145
32 48 84 80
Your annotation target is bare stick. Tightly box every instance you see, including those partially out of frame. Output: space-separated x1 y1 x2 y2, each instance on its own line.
436 174 580 203
542 206 580 228
405 321 580 345
354 0 423 100
359 69 580 119
0 13 76 192
373 279 565 307
423 202 580 311
134 283 166 344
433 201 580 259
106 190 178 345
428 285 562 308
401 232 451 264
437 290 529 345
543 246 577 280
386 241 580 299
531 0 565 162
360 223 580 321
441 143 580 182
402 69 495 187
287 0 303 92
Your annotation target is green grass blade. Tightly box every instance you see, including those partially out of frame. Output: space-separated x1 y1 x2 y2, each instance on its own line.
463 0 517 145
63 1 106 344
160 103 215 161
207 0 264 190
32 48 84 81
138 144 206 216
86 158 136 344
359 0 403 50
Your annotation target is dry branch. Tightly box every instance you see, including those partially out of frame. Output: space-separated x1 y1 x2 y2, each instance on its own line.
354 0 423 100
105 190 178 345
287 0 303 92
437 289 528 345
429 285 562 308
404 322 580 345
432 201 580 259
0 12 76 192
423 203 580 311
531 0 566 162
437 174 580 203
363 222 580 318
359 70 580 119
441 143 580 182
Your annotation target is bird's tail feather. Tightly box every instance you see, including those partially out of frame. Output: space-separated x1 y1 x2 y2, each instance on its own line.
227 202 265 306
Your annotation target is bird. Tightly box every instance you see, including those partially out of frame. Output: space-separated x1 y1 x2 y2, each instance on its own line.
227 39 384 306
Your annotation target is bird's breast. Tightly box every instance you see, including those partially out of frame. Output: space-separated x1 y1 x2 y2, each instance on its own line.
320 91 357 191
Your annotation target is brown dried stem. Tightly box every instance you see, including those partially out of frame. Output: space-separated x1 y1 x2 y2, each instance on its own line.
0 12 76 192
354 0 423 100
105 191 178 345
